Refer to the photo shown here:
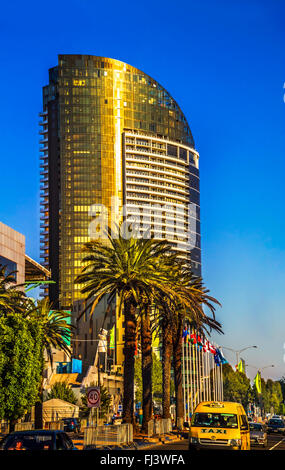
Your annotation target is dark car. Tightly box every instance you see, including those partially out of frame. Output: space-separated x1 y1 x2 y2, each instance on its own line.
62 418 80 433
249 422 268 447
267 418 285 434
0 430 77 450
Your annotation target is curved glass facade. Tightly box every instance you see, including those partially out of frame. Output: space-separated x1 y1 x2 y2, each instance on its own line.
40 55 201 309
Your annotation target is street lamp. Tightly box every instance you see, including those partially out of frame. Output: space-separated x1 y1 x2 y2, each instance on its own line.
246 364 275 373
221 345 258 366
245 365 275 419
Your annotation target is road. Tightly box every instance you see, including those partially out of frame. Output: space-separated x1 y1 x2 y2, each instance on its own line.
69 432 285 451
149 434 285 451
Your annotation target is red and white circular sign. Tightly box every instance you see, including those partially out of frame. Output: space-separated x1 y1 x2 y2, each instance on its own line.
87 387 101 408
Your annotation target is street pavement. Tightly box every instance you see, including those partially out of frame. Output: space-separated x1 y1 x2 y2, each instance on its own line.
148 434 285 451
69 432 285 451
68 432 84 450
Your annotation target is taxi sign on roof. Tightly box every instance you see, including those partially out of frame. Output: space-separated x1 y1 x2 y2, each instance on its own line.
204 402 225 408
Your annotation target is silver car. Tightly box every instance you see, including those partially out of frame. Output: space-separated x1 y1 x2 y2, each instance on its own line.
249 423 268 447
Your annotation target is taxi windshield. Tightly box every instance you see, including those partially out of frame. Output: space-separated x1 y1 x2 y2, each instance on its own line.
192 412 238 428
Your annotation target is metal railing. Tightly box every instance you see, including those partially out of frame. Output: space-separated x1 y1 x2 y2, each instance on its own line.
147 418 172 437
0 421 9 434
44 421 64 430
15 422 35 431
84 423 133 448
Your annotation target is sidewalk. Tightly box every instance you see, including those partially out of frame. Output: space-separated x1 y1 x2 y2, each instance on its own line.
91 431 184 450
1 429 184 451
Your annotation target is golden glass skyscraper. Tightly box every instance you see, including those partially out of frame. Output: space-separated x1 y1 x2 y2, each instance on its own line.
40 55 201 309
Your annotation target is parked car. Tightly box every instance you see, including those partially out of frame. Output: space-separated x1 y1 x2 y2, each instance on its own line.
62 418 80 433
267 419 285 434
249 423 268 447
0 430 78 450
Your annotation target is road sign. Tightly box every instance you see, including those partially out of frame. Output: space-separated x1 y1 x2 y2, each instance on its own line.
87 387 101 408
118 404 123 412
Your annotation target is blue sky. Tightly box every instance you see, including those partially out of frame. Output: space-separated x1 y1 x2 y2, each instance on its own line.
0 0 284 380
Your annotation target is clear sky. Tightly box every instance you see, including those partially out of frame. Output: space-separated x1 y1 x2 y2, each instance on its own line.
0 0 284 380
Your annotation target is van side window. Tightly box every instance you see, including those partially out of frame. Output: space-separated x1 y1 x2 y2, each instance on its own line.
240 415 248 429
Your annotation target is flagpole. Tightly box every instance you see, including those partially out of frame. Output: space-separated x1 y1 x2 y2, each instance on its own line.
202 343 206 402
220 364 222 400
186 333 190 421
217 343 221 400
197 339 201 404
191 328 195 409
214 363 217 401
182 333 186 422
189 330 193 415
198 342 202 403
201 343 204 402
212 356 215 401
201 346 204 402
207 347 210 401
213 361 217 401
218 359 221 401
196 332 199 407
192 329 196 409
208 349 211 400
193 328 198 408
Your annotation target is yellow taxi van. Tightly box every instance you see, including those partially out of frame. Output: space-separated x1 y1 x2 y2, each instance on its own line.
188 401 250 450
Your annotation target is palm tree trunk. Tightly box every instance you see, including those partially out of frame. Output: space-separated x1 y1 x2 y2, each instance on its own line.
162 320 172 419
34 378 44 429
172 314 184 430
141 308 152 433
34 401 43 429
122 298 137 424
9 419 17 433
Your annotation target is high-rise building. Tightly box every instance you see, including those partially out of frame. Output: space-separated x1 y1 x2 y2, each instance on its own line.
40 55 201 310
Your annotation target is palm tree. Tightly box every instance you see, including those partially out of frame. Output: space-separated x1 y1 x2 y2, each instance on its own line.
0 267 72 428
27 298 72 364
0 265 27 316
170 270 222 429
161 309 173 420
26 298 73 429
75 227 186 425
139 300 154 432
138 252 180 432
152 264 222 427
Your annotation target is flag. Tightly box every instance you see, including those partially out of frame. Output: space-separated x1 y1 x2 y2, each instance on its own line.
254 371 262 394
197 335 203 347
214 352 221 366
203 339 210 353
109 325 115 350
182 327 188 341
208 342 216 354
216 348 228 364
190 333 197 344
236 359 245 373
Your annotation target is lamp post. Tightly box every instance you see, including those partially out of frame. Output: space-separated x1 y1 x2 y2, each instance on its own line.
246 365 275 419
221 345 258 367
246 364 275 376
